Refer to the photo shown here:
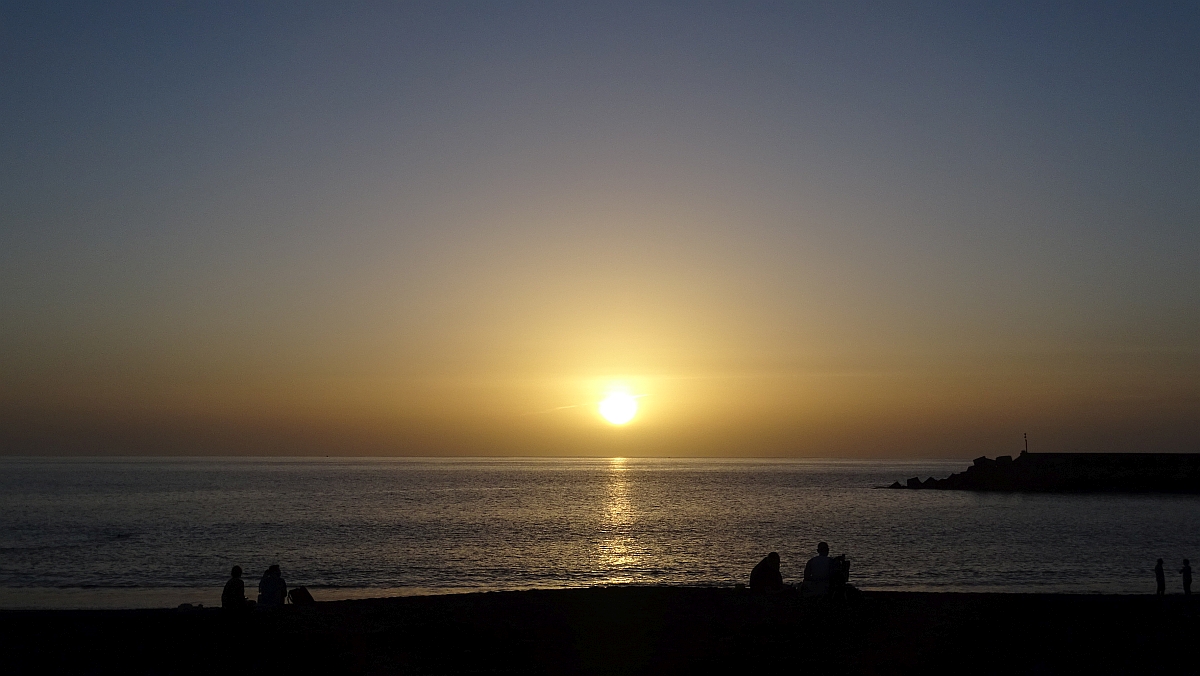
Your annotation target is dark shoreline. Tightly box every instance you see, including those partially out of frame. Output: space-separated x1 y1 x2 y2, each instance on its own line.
890 452 1200 493
2 587 1195 674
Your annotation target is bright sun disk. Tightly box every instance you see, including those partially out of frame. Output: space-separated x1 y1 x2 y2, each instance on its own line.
598 392 638 425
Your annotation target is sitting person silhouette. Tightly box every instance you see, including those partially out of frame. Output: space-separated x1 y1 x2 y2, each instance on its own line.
221 565 248 610
258 564 289 608
1181 559 1192 596
1155 559 1165 596
749 552 784 593
802 542 834 597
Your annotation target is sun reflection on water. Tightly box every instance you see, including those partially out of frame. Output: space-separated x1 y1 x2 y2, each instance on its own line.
597 457 640 582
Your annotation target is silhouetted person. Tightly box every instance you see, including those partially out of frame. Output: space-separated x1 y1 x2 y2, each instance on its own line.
803 542 833 597
1181 559 1192 596
258 564 288 608
1155 559 1165 596
749 552 783 593
221 565 248 610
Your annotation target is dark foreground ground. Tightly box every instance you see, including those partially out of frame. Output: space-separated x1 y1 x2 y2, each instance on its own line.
2 588 1196 674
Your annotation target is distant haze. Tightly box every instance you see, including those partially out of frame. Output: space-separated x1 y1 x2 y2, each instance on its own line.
2 3 1197 457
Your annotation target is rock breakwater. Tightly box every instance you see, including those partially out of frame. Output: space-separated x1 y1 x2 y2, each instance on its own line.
889 452 1200 493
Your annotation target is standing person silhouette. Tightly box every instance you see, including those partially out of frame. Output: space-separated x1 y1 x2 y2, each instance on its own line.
1154 559 1165 596
1181 559 1192 596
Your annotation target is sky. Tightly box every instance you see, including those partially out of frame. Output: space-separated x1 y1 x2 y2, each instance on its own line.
1 1 1197 457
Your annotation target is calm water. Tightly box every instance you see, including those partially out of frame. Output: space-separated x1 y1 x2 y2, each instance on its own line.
1 457 1197 608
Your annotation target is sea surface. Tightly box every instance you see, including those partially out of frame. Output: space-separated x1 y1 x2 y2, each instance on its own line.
1 456 1197 608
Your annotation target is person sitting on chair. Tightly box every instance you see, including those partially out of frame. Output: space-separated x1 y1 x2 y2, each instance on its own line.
802 542 834 597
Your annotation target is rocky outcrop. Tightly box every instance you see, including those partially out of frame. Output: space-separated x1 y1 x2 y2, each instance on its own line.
889 452 1200 493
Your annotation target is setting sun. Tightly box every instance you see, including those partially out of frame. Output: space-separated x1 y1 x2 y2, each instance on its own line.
598 392 638 425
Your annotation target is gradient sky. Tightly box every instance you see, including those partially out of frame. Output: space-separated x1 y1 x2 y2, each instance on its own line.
2 2 1197 457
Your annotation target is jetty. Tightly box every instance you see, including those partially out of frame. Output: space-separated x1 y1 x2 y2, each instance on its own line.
890 451 1200 493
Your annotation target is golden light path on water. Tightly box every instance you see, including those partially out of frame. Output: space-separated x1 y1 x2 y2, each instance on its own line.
597 457 642 583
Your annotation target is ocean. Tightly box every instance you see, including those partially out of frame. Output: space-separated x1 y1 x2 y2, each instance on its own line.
1 456 1197 608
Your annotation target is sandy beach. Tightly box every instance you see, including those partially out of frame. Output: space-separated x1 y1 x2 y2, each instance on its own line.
2 587 1194 674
